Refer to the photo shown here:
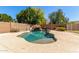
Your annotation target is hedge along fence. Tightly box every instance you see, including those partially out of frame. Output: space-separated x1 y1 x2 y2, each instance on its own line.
0 22 30 33
66 23 79 30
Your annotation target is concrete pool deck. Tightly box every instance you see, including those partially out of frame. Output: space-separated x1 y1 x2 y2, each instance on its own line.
0 30 79 52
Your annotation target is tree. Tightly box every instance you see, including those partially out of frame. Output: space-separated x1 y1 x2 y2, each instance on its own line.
49 12 57 24
0 14 13 22
16 7 46 25
49 9 69 25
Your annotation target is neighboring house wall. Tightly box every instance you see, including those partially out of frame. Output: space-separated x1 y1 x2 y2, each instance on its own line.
0 22 30 33
67 23 79 30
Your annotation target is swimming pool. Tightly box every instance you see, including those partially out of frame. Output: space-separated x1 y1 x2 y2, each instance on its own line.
20 31 56 44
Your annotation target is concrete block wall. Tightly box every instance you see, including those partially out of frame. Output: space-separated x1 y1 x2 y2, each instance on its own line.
0 22 30 33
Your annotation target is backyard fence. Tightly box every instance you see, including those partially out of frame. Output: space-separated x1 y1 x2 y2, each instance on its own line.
47 23 79 31
0 22 79 33
66 23 79 30
46 24 57 30
47 24 66 30
0 22 30 33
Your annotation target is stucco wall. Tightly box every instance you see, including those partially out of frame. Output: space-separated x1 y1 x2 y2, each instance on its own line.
0 22 30 33
67 24 79 30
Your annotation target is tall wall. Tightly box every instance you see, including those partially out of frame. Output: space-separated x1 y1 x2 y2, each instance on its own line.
0 22 30 33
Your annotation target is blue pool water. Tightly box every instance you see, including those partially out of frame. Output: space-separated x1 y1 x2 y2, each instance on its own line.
21 31 56 43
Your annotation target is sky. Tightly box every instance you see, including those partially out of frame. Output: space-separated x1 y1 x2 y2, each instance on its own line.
0 6 79 21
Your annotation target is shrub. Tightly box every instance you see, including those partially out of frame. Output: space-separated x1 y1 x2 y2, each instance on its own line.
10 29 19 32
55 27 66 31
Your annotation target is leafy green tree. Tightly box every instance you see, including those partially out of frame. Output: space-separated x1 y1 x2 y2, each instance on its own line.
16 7 46 25
49 12 57 24
0 14 13 22
49 9 69 25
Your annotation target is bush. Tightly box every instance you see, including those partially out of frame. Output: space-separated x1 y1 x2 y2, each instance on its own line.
55 27 66 31
10 29 19 32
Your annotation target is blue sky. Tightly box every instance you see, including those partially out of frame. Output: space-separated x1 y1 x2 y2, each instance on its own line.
0 6 79 21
